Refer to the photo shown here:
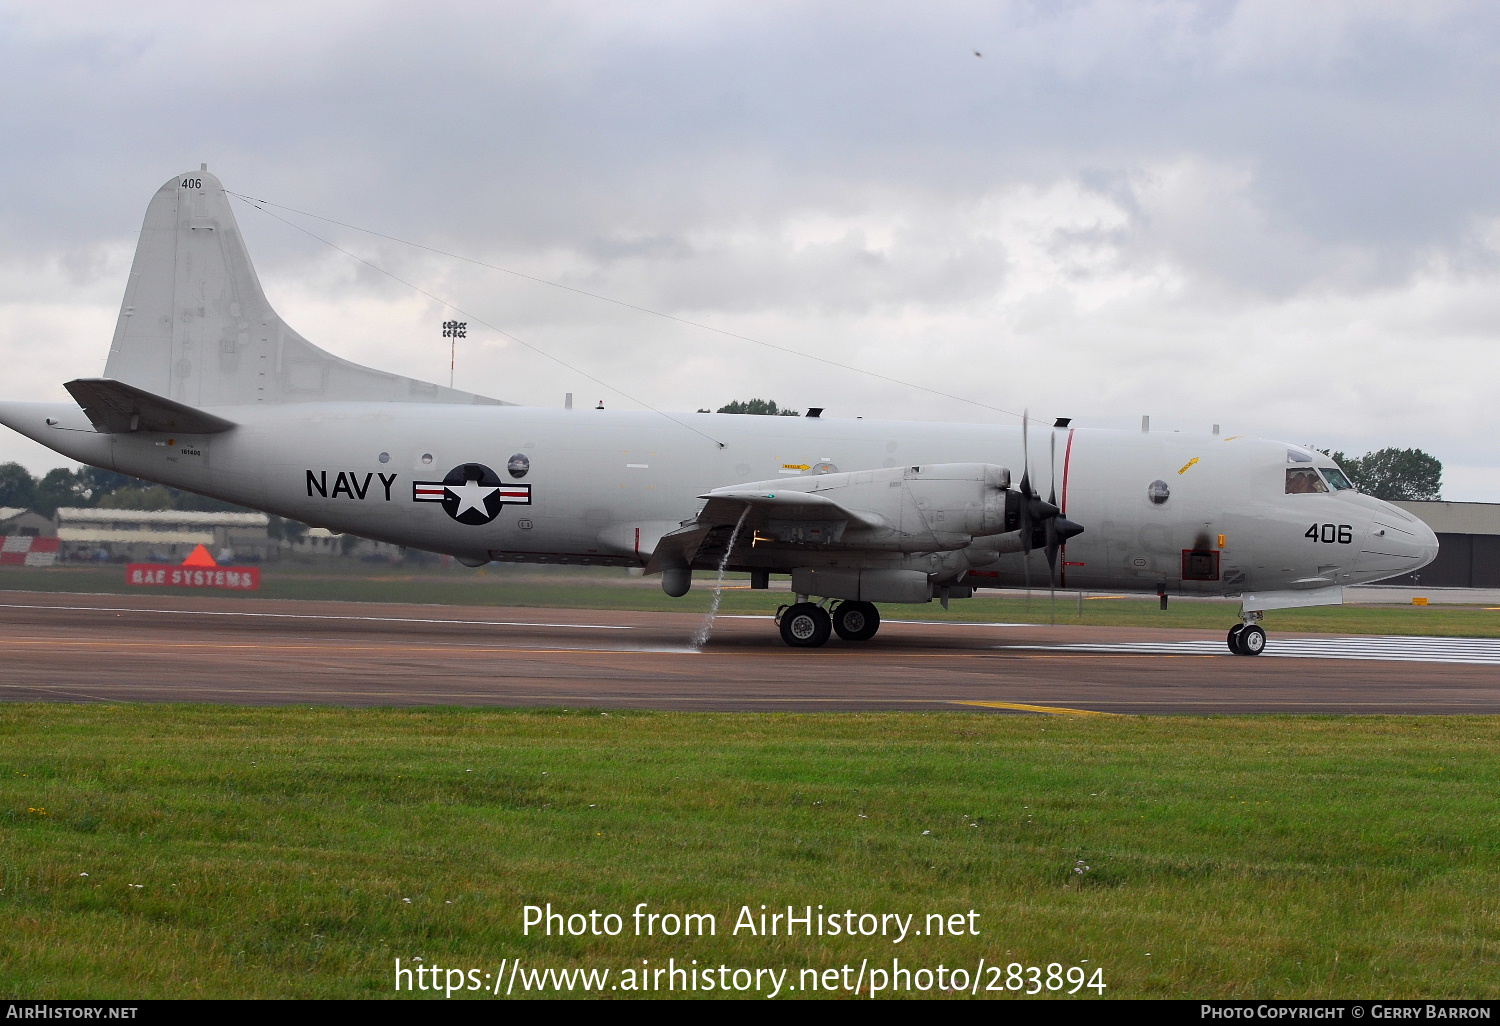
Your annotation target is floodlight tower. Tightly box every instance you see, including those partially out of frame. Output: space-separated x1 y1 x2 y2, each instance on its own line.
441 320 467 388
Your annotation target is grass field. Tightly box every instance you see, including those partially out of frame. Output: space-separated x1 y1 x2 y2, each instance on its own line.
5 705 1500 999
3 563 1497 637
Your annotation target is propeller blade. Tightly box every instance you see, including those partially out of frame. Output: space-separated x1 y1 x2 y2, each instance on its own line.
1021 408 1029 481
1049 428 1057 508
1021 409 1032 606
1043 517 1085 581
1048 425 1059 625
1018 409 1034 554
1048 547 1056 625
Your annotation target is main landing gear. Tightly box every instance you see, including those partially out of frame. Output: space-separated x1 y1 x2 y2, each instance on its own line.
777 600 882 648
832 600 880 641
1227 613 1267 656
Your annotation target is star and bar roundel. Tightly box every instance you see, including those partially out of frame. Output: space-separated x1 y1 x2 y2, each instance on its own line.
413 463 530 526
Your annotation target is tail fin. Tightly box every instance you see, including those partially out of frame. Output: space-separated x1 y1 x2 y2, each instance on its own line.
104 167 507 408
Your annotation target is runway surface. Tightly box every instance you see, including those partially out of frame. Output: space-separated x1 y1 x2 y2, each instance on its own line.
0 591 1497 714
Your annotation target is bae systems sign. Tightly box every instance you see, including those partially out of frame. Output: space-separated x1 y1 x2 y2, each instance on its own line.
127 565 261 590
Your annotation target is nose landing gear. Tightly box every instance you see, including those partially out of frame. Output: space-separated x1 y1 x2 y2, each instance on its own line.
1227 613 1267 656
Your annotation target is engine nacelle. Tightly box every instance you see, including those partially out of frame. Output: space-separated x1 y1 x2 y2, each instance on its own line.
900 462 1012 539
723 462 1013 553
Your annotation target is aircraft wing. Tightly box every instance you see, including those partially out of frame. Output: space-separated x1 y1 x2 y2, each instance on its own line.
643 483 885 574
64 378 236 435
696 488 886 529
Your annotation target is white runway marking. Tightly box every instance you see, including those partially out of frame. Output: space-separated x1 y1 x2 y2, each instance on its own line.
1017 636 1500 666
885 619 1034 628
0 603 634 631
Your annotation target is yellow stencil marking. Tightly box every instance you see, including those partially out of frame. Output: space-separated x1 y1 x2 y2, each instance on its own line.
782 463 811 471
952 701 1118 717
1177 457 1200 475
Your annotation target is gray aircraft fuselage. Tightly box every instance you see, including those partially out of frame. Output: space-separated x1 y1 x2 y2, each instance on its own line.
0 397 1435 600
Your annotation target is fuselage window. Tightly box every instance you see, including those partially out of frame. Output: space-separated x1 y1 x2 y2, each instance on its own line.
1286 468 1329 494
1320 467 1355 491
1287 449 1315 463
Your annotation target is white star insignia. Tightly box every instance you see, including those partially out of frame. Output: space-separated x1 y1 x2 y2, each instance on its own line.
446 479 500 517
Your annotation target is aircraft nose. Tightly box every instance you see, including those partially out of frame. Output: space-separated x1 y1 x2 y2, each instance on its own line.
1413 516 1440 570
1361 498 1440 576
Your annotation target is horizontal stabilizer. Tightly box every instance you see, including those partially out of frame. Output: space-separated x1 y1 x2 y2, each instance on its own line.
64 378 236 434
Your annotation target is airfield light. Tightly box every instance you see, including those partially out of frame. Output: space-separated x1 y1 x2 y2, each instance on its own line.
442 320 467 388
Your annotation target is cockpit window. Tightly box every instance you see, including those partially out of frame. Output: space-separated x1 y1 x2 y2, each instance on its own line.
1286 468 1329 494
1287 449 1315 463
1321 467 1355 491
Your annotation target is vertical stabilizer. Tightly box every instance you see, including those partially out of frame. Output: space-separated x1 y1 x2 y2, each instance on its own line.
104 167 507 408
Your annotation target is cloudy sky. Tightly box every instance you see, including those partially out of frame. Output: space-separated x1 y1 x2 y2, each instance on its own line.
3 0 1497 497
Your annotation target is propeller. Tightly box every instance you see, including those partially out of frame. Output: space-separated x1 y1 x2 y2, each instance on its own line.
1015 415 1063 559
1042 421 1085 588
1012 413 1084 615
1048 428 1057 621
1018 411 1036 606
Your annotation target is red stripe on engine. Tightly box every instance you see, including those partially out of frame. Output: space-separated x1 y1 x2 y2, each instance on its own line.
1061 428 1076 515
1060 427 1077 589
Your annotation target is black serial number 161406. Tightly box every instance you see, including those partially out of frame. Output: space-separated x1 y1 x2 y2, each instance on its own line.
1306 524 1354 544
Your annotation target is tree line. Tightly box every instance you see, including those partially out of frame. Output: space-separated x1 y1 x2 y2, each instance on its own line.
0 463 248 517
1323 448 1442 502
0 462 321 541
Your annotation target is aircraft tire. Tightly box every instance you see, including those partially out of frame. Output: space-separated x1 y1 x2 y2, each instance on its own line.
779 603 832 648
1238 624 1267 656
832 601 881 642
1227 624 1245 654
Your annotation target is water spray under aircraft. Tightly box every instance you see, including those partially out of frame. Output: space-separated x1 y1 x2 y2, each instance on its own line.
0 168 1438 652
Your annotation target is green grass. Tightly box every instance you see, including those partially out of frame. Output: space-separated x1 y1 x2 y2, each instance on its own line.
4 563 1497 637
5 705 1500 998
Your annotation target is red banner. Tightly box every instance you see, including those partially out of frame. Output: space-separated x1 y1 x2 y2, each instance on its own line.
126 564 261 590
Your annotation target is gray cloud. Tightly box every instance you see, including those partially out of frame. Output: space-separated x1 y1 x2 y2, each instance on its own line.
1 0 1498 495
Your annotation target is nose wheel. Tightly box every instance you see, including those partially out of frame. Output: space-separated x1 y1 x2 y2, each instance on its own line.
1227 623 1267 656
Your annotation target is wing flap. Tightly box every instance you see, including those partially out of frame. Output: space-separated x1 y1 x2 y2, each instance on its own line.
643 485 887 575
